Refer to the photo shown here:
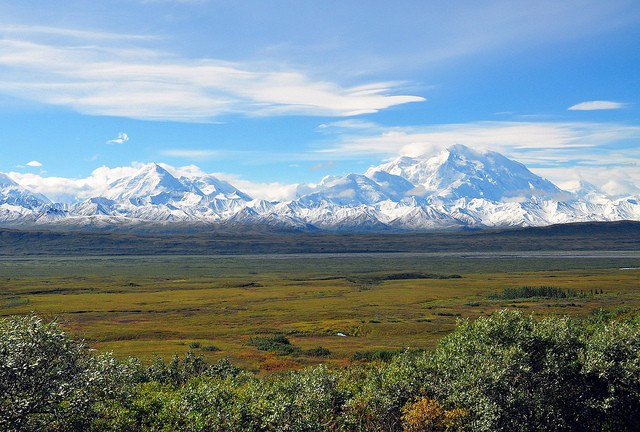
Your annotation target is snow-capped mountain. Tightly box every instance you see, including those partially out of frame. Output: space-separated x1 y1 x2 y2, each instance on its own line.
295 173 414 207
181 174 252 202
1 145 639 231
103 163 200 206
367 144 566 201
0 173 53 224
0 173 50 209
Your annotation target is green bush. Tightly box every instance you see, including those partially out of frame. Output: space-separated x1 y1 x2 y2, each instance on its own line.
247 335 301 356
0 315 138 431
350 349 403 362
428 310 640 431
490 285 582 300
201 345 221 352
304 346 332 357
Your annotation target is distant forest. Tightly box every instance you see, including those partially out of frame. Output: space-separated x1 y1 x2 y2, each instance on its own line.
1 220 639 256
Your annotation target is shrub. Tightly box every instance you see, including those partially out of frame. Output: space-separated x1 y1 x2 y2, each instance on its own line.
247 335 301 356
350 349 403 362
0 315 135 431
146 351 209 386
201 345 221 352
427 310 640 431
304 346 331 357
490 285 582 300
401 397 467 432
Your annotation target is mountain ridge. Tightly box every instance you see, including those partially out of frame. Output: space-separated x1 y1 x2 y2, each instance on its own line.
2 145 639 232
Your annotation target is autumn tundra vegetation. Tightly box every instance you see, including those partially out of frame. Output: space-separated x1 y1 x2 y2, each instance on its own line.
2 310 639 431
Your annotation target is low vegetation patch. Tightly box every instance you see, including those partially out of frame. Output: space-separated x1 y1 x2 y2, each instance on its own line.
347 272 462 285
349 348 425 362
247 335 331 357
247 334 299 355
200 345 221 352
489 285 585 300
303 346 331 357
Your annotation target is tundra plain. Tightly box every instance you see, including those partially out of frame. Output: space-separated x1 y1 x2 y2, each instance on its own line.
1 248 638 373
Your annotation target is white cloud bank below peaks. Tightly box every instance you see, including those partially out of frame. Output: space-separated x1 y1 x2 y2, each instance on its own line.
7 163 300 204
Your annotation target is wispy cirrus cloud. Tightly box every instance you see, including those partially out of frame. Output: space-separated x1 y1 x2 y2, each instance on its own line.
0 26 424 122
0 24 158 41
317 121 640 158
568 100 627 111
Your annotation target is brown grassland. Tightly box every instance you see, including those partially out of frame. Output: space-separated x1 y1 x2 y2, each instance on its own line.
1 250 638 373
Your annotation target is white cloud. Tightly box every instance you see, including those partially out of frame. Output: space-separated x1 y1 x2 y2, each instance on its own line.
0 24 157 42
317 121 640 159
568 100 626 111
0 27 424 122
106 132 129 145
8 172 92 203
317 119 380 132
8 163 144 203
157 163 206 178
224 179 298 202
26 160 42 167
159 164 301 201
534 166 640 197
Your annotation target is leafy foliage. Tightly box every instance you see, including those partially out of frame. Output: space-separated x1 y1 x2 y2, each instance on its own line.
350 349 404 362
0 315 139 431
247 334 301 356
247 335 331 357
428 310 640 431
401 397 467 432
2 312 640 431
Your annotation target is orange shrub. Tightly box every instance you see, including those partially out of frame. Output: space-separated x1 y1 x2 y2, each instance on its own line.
401 397 467 432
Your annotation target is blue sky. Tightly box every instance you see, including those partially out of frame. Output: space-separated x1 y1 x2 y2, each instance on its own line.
1 0 639 200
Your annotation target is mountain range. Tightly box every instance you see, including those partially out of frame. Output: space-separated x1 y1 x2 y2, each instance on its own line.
2 144 639 232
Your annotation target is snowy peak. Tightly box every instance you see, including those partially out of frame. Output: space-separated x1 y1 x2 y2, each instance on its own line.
0 173 51 209
365 170 419 201
366 155 430 185
104 163 199 205
0 173 17 188
296 173 405 206
563 179 610 202
181 174 252 201
371 144 566 202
